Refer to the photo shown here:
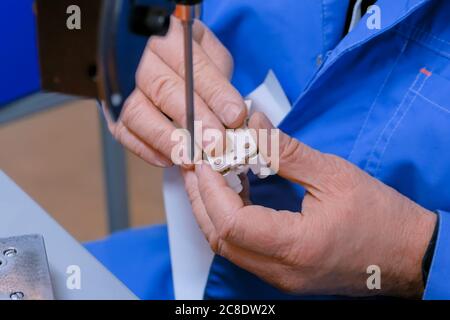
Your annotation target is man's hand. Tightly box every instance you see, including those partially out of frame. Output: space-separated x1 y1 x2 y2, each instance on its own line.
182 112 437 298
105 17 247 167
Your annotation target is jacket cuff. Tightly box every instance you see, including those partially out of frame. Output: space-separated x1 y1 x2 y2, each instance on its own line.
423 210 450 300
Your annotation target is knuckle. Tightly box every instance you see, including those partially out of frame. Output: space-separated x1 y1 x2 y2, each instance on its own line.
280 138 306 164
192 54 210 78
135 48 154 85
148 37 159 52
135 65 147 88
207 234 220 254
122 91 139 115
215 238 227 257
206 83 230 107
273 230 301 266
151 127 171 152
121 102 144 128
217 213 237 242
113 123 128 144
150 73 179 108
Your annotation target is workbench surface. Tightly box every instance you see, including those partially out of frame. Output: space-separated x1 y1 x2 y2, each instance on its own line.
0 171 136 300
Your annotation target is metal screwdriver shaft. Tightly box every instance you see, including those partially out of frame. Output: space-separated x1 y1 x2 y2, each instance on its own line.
175 3 202 163
182 18 195 162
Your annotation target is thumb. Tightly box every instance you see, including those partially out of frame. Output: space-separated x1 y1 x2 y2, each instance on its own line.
248 112 330 192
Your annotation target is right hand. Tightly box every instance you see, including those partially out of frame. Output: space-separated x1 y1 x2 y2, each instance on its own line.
105 17 247 167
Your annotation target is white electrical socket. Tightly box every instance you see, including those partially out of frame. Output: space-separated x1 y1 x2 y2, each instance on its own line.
205 100 275 193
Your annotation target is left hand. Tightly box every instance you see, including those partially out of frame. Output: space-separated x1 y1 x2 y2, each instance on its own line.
182 112 437 299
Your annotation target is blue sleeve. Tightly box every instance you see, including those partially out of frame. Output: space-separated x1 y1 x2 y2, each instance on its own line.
423 210 450 300
85 225 174 300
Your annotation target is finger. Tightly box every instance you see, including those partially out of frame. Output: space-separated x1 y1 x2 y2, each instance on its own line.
196 164 301 259
182 168 289 285
149 17 247 128
192 20 234 79
214 241 291 290
112 120 173 168
249 112 330 191
136 49 226 154
239 173 252 206
102 102 173 167
136 49 226 133
182 173 290 285
121 89 190 165
181 168 217 242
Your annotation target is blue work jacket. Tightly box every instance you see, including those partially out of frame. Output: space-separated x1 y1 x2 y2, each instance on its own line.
200 0 450 300
87 0 450 300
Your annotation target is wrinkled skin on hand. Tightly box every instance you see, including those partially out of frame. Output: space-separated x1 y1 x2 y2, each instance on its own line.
182 112 437 299
105 16 437 299
105 17 247 167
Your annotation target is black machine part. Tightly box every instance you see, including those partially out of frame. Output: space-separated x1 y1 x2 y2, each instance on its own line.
36 0 202 121
35 0 102 98
100 0 203 120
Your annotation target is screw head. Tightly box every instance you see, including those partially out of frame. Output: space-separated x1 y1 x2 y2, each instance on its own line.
111 93 123 107
3 248 17 257
10 292 24 300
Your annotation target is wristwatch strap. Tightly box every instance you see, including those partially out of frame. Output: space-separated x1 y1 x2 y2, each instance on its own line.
422 214 439 286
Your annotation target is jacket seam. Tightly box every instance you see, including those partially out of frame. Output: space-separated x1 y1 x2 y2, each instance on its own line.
395 25 450 60
364 71 425 174
347 37 410 161
411 90 450 115
372 74 430 177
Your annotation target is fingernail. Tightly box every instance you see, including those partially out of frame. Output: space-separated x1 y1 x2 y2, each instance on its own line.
182 163 194 170
223 105 244 127
155 159 173 168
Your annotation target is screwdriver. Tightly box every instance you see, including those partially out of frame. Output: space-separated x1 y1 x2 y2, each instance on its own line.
175 3 202 162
